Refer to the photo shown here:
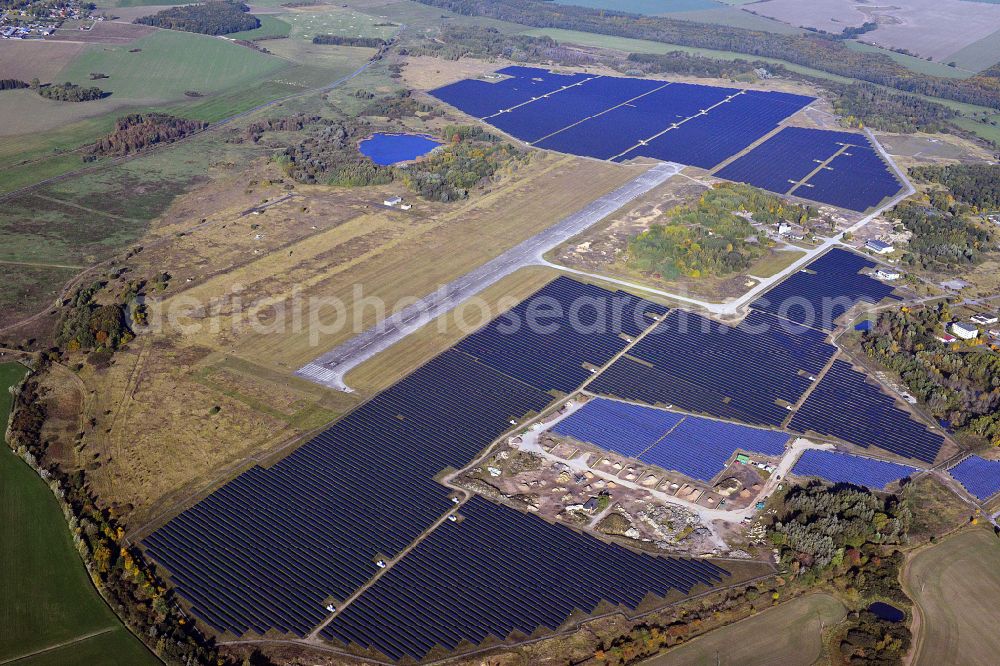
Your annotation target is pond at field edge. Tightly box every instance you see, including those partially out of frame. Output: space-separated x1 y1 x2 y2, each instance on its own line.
359 133 443 166
868 601 905 622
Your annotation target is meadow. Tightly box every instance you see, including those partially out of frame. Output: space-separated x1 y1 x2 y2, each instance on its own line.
645 593 847 665
0 362 160 665
906 529 1000 665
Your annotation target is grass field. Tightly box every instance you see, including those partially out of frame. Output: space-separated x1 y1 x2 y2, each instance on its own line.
671 6 803 34
845 41 975 79
906 529 1000 666
944 26 1000 71
56 30 287 104
645 593 846 665
0 362 160 665
550 0 723 13
281 5 399 42
227 15 292 41
748 249 805 278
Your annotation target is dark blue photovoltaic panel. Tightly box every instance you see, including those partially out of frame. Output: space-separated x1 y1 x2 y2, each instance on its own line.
716 126 854 193
796 144 902 211
948 456 1000 500
455 275 668 394
487 76 666 143
715 126 902 211
614 90 814 169
588 309 836 426
320 496 729 661
789 359 944 464
792 449 918 490
552 397 685 457
639 415 789 482
750 248 899 331
430 66 594 119
141 277 681 640
429 69 813 167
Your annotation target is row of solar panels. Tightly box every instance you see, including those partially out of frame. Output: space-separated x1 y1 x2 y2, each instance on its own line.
143 277 733 652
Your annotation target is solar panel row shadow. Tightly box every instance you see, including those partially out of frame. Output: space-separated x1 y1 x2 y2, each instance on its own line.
320 496 729 661
429 68 813 168
588 309 836 427
789 359 944 464
791 449 918 490
948 455 1000 500
750 248 899 332
141 277 675 639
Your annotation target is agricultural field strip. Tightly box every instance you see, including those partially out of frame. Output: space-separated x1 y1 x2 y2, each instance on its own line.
0 627 117 665
296 161 682 391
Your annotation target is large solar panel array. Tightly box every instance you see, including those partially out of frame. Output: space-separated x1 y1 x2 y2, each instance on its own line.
430 66 813 169
791 449 918 490
141 277 699 641
588 309 836 427
948 455 1000 501
750 248 899 332
552 397 686 458
789 359 944 464
639 414 789 483
321 495 729 661
716 127 903 212
456 276 668 394
553 397 789 482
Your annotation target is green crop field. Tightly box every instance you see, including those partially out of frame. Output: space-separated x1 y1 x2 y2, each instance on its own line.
646 593 847 665
0 362 160 665
56 30 288 104
228 14 293 41
906 529 1000 666
281 6 399 42
945 27 1000 72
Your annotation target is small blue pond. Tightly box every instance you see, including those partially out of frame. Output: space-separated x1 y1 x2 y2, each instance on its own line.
855 320 874 332
868 602 905 622
359 133 442 165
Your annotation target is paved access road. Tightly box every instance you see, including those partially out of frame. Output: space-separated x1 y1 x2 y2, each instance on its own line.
296 161 683 390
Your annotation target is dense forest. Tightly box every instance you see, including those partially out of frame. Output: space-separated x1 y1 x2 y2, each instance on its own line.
893 198 995 270
36 82 105 102
135 1 259 35
769 484 913 665
863 304 1000 446
830 82 956 133
414 0 1000 110
627 184 811 280
86 113 208 158
910 163 1000 210
404 24 591 64
312 34 385 47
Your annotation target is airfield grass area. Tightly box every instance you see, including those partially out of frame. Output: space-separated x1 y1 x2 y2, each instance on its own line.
645 593 846 665
844 41 975 79
0 363 159 665
906 529 1000 666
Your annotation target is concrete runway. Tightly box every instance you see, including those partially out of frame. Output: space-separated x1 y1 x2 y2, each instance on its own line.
295 161 683 391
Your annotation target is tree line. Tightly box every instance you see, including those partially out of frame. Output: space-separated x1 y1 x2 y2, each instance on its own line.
84 113 208 159
135 1 259 35
413 0 1000 110
312 34 385 47
35 81 105 102
0 79 29 90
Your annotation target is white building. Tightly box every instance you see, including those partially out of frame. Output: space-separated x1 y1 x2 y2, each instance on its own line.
951 321 979 340
383 196 402 207
866 239 894 255
970 313 999 325
875 269 901 281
